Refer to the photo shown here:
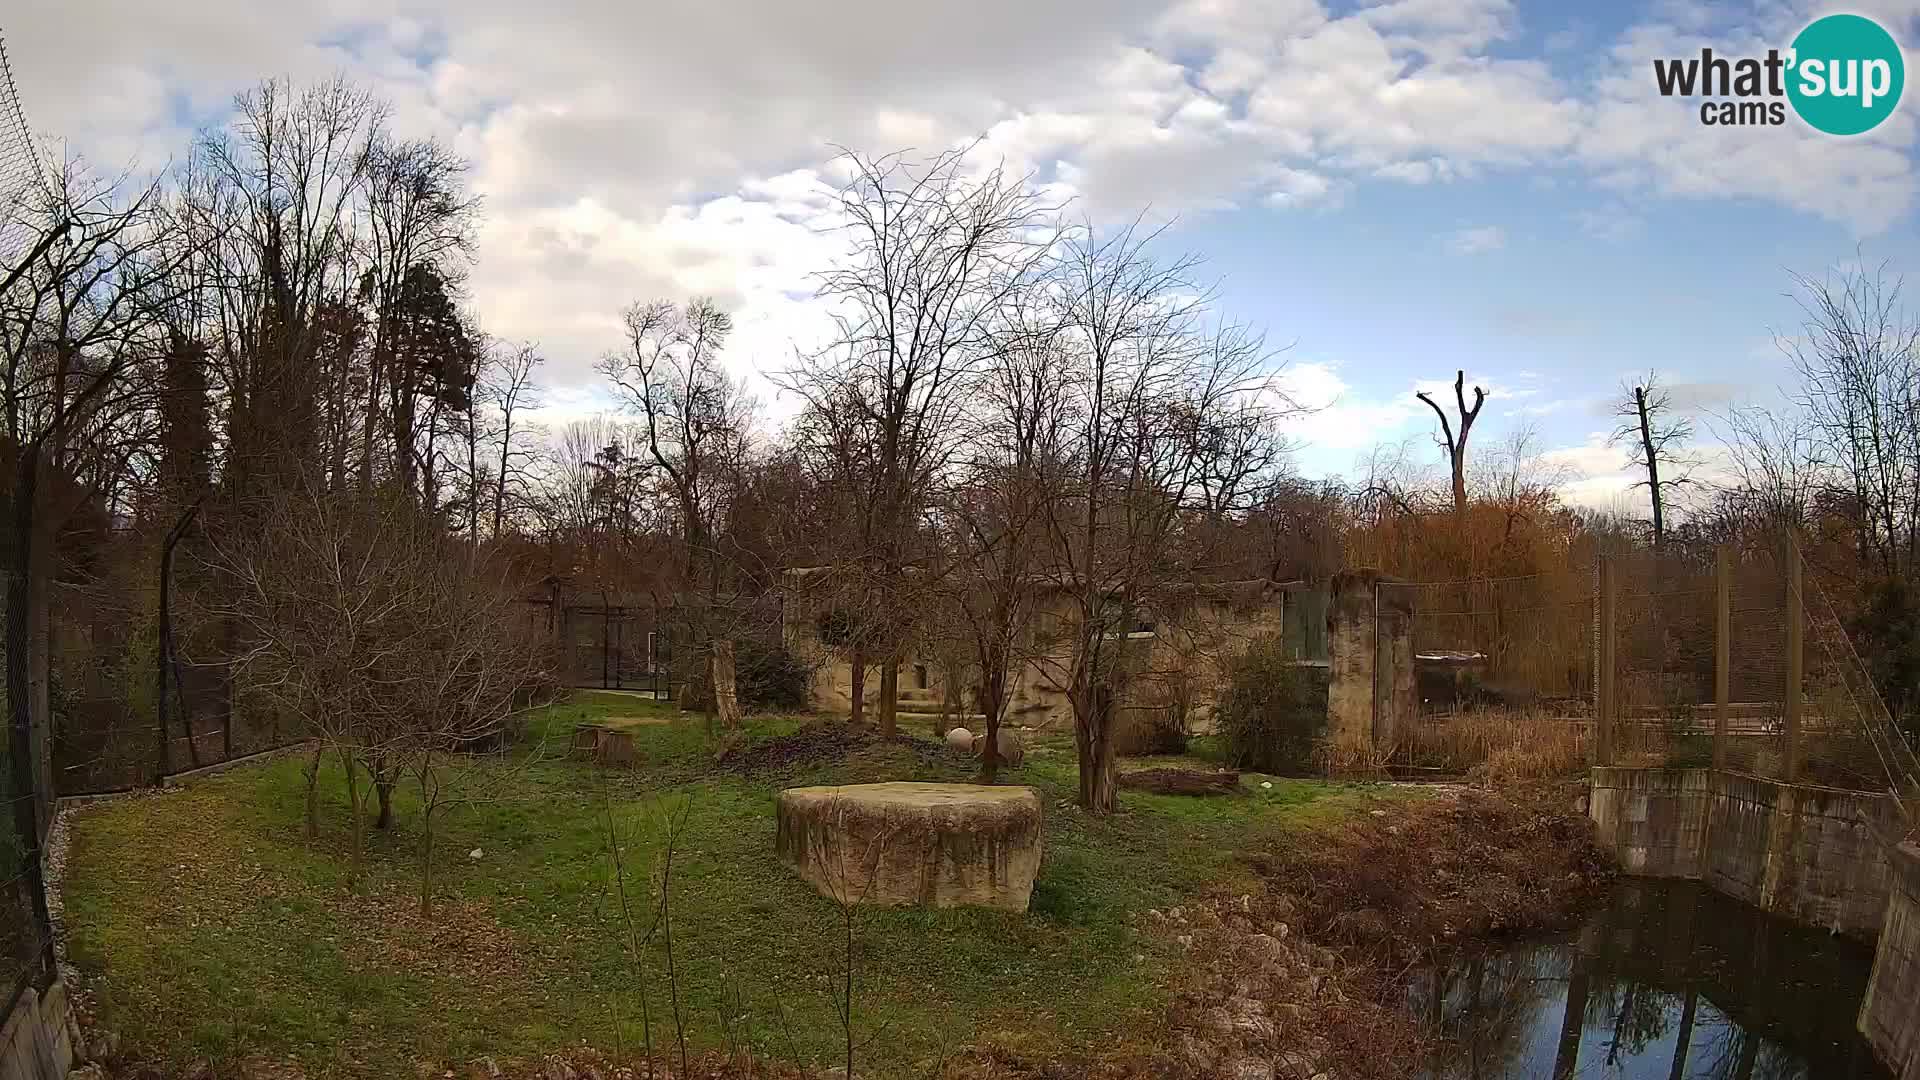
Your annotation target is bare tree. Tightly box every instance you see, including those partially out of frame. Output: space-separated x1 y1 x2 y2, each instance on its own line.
781 146 1059 737
1779 261 1920 572
1417 369 1487 516
599 298 755 731
1609 374 1697 549
210 484 539 880
936 323 1069 781
2 158 189 929
1041 222 1290 813
481 339 544 539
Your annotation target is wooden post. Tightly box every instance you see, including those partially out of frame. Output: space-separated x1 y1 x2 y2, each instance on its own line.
1597 555 1618 767
1714 545 1732 772
1783 533 1804 783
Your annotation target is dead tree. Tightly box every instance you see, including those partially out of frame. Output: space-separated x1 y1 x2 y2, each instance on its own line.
1417 369 1487 516
1609 373 1696 549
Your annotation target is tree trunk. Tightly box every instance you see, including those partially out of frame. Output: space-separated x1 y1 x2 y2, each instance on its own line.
344 747 365 880
1451 447 1468 517
849 645 867 725
878 661 898 738
373 756 397 830
938 669 957 739
980 654 1006 784
711 639 743 730
1635 387 1665 549
1077 683 1117 813
303 745 323 840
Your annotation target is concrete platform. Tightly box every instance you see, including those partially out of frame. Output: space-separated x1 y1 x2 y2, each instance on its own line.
775 782 1043 912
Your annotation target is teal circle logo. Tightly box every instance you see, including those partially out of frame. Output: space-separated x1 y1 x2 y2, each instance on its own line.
1787 14 1905 135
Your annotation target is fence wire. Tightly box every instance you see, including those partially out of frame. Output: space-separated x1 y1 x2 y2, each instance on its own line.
1600 542 1918 806
0 32 43 266
1 23 53 1028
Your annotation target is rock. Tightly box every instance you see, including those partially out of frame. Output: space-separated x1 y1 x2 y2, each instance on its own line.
945 727 974 751
468 1057 503 1079
1222 1055 1274 1080
86 1032 120 1063
775 782 1044 911
468 848 484 860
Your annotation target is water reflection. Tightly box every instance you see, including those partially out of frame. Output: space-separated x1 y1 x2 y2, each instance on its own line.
1410 879 1889 1079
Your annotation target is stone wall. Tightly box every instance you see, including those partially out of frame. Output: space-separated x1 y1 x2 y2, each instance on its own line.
1861 842 1920 1080
1589 766 1900 938
0 978 78 1080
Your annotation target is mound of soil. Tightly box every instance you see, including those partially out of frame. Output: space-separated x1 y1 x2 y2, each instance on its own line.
1117 768 1242 796
714 719 969 775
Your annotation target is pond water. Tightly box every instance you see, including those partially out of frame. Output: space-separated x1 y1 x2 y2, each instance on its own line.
1410 879 1890 1079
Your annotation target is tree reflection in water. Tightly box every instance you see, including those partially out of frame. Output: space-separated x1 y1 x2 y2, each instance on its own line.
1408 879 1888 1079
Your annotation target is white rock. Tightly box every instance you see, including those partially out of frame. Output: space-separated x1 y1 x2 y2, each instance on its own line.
468 848 484 860
945 727 974 752
1260 781 1273 789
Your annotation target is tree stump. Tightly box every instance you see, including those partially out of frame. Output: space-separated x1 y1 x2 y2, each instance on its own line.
595 730 636 767
775 782 1044 912
572 723 605 757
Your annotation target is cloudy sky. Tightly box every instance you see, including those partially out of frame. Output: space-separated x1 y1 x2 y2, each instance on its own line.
10 0 1920 511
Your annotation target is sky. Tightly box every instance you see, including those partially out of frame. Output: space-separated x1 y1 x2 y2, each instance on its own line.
9 0 1920 514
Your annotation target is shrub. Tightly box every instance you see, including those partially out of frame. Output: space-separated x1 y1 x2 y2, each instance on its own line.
1215 635 1327 775
734 638 812 711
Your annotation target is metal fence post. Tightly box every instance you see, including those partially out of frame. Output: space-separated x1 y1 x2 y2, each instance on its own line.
1783 533 1804 783
1714 545 1731 772
1597 554 1617 767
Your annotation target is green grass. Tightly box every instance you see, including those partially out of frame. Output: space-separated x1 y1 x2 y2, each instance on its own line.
62 693 1382 1078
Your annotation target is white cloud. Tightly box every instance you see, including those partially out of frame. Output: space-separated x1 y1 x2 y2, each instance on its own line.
14 0 1920 428
1447 225 1508 254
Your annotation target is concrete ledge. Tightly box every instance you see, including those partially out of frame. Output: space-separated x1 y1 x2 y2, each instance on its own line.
0 977 77 1080
1590 766 1901 939
1861 842 1920 1080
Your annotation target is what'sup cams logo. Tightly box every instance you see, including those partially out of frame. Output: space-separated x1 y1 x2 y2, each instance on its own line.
1653 13 1905 134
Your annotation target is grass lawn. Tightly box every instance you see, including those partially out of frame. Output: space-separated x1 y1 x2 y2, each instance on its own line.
62 693 1384 1078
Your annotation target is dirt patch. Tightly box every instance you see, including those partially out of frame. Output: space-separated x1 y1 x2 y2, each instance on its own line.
1117 768 1241 797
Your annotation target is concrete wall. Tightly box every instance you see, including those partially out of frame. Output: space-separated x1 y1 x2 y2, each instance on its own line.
1589 766 1900 938
1861 842 1920 1080
1327 571 1413 765
0 978 77 1080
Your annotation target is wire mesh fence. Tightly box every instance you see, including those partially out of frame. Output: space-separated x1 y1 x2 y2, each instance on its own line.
49 578 305 794
0 33 42 266
1598 539 1919 805
1 25 53 1025
1386 571 1597 776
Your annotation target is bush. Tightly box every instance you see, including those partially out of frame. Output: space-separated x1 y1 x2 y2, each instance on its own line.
734 638 812 711
1216 636 1327 775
